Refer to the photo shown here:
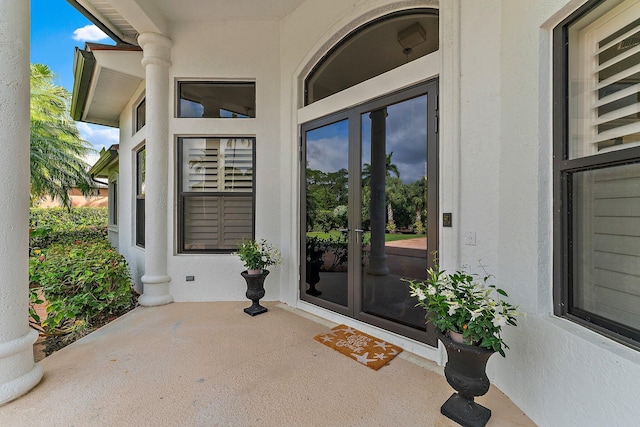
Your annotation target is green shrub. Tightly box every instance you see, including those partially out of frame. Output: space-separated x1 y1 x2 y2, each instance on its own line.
30 207 108 250
30 206 108 231
30 239 135 333
28 207 134 355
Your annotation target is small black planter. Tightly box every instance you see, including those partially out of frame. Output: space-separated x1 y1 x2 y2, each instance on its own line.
241 270 269 316
305 259 323 296
437 331 496 427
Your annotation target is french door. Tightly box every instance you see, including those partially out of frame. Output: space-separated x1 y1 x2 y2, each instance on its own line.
301 80 439 345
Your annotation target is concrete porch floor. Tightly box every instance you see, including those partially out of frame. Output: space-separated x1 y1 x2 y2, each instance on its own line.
1 302 535 426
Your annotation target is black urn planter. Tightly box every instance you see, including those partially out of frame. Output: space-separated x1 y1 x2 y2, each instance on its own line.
437 331 496 427
305 259 323 296
241 270 269 316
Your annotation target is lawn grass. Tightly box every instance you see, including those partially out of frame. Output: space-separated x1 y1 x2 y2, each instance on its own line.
307 230 425 242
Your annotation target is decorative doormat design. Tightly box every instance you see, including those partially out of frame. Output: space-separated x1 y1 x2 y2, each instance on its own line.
314 324 403 371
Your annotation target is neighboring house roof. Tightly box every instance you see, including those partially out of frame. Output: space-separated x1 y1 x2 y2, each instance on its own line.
71 42 143 127
89 144 119 179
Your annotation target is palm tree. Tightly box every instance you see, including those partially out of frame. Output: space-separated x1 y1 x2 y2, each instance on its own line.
362 152 400 231
362 151 400 185
30 64 94 208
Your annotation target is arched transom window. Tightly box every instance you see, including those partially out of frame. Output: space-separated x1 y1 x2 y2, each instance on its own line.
305 9 439 105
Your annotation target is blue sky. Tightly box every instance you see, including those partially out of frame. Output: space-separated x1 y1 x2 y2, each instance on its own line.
306 96 428 184
31 0 118 161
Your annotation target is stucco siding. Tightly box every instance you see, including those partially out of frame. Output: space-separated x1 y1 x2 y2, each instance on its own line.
105 0 640 425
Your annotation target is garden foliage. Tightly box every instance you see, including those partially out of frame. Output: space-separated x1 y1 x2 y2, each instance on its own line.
29 208 135 350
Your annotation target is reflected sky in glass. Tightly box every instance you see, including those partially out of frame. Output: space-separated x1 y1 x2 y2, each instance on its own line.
305 95 427 184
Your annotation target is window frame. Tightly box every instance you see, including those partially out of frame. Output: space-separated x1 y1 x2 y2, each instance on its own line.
176 136 256 254
553 0 640 349
175 81 256 119
303 8 439 105
135 146 145 248
108 173 118 227
135 98 146 133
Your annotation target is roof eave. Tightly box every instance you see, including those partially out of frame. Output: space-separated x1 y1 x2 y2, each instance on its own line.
70 47 96 122
88 145 119 177
66 0 137 46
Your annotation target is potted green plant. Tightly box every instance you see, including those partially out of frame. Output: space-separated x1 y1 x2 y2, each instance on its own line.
406 266 519 355
234 239 283 316
235 239 283 274
404 265 520 427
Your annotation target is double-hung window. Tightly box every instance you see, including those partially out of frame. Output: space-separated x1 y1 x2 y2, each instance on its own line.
177 137 254 252
554 0 640 347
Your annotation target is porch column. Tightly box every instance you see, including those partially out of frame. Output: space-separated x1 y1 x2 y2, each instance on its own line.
368 108 389 276
0 1 44 405
137 33 173 307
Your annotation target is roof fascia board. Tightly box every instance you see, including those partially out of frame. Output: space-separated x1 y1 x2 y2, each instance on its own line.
70 48 96 121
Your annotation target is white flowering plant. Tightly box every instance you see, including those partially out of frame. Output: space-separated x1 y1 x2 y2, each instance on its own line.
405 266 519 357
235 239 283 271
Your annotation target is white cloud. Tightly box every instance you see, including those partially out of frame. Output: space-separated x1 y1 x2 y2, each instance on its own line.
72 25 108 42
77 122 119 153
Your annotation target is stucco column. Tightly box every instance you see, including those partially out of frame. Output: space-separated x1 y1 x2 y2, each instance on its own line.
0 1 44 405
368 109 389 276
137 33 173 307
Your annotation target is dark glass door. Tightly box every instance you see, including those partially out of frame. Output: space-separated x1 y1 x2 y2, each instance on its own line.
301 80 438 345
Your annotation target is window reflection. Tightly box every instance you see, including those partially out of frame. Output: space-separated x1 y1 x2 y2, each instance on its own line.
177 81 256 118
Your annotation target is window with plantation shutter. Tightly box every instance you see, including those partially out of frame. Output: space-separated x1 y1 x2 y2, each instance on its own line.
555 0 640 349
178 137 254 252
569 1 640 158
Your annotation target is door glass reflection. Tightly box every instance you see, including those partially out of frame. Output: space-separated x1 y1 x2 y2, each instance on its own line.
360 95 429 329
305 119 349 307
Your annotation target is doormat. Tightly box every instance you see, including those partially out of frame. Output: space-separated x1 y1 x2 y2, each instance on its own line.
314 324 402 371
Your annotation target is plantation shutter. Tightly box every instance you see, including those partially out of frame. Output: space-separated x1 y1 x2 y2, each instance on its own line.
569 2 640 332
181 138 253 251
183 196 253 250
184 139 220 192
222 139 253 191
585 3 640 153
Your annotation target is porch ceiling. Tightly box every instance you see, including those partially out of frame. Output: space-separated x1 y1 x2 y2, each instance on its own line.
70 0 308 45
1 302 534 426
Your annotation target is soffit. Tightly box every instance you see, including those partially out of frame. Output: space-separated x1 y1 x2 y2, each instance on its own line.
77 0 308 45
150 0 307 22
84 67 142 127
76 46 143 127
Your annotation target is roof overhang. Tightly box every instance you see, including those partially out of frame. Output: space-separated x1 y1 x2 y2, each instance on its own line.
71 43 144 127
88 144 120 178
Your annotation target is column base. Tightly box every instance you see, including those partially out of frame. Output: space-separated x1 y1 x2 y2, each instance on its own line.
139 275 173 307
0 330 44 406
138 293 174 307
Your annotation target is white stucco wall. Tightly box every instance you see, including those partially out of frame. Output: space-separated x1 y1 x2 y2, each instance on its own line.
109 0 640 425
117 82 147 294
451 0 640 426
117 21 284 302
283 0 640 425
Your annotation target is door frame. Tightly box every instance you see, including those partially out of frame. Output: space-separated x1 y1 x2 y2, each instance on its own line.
300 79 439 345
